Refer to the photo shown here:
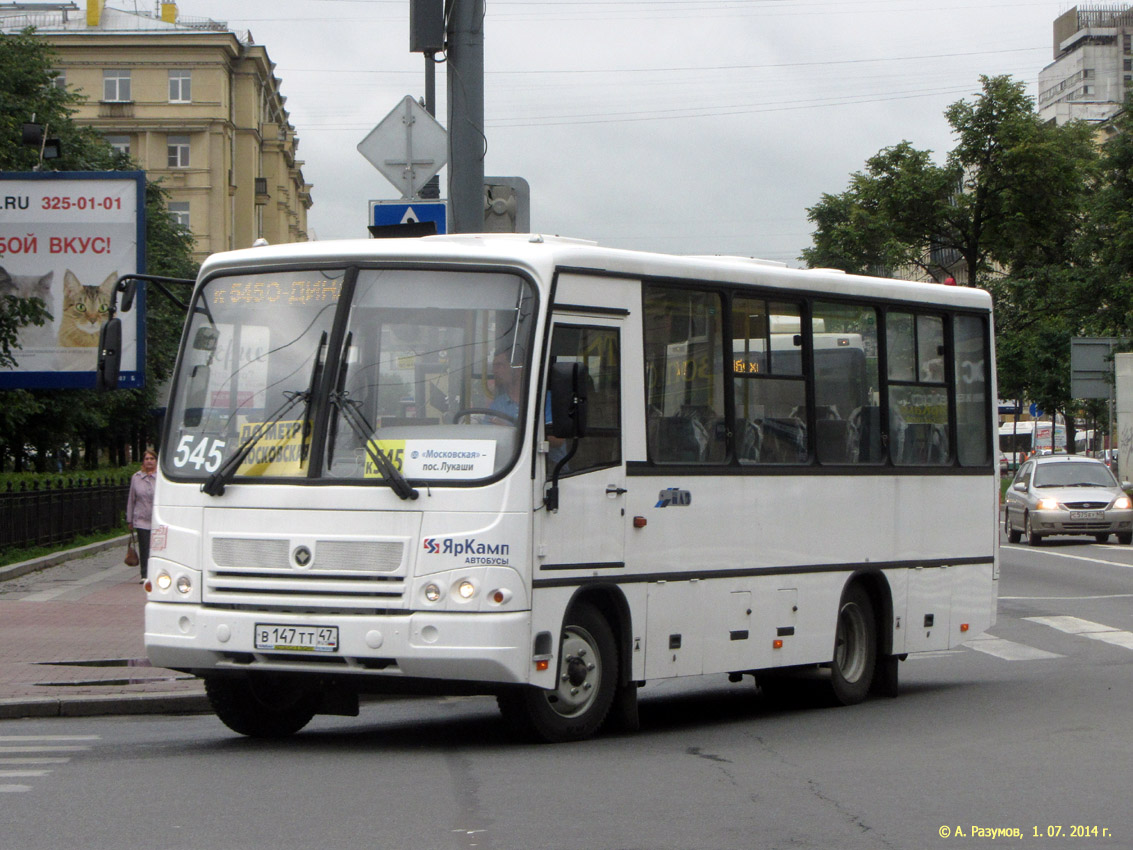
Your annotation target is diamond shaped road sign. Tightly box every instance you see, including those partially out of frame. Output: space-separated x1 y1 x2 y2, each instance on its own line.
357 95 449 199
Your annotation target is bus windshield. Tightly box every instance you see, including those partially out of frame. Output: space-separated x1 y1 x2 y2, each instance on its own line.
164 266 537 487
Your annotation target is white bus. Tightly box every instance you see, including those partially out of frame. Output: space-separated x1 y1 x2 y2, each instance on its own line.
137 235 999 742
998 420 1066 469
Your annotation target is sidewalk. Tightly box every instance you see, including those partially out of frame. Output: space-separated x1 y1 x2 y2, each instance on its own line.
0 537 208 720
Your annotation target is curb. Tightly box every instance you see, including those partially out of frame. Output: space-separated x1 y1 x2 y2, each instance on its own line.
0 534 129 584
0 691 210 720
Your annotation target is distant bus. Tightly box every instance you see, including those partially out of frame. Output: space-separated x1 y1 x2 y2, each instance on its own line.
998 420 1066 469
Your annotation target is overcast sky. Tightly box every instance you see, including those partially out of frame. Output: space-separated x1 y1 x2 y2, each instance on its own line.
177 0 1073 265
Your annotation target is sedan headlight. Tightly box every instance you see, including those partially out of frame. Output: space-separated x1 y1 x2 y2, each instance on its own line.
1036 498 1060 510
1113 495 1131 510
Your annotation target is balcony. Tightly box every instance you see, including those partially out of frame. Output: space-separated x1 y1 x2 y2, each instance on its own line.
99 101 135 119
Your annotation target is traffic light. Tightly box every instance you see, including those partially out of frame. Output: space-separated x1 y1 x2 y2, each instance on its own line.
21 122 61 160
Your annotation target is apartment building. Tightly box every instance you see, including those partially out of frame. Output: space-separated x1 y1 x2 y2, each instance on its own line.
1 1 312 260
1038 5 1133 126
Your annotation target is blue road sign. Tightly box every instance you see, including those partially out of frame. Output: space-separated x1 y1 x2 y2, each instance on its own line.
369 200 447 233
1030 403 1043 418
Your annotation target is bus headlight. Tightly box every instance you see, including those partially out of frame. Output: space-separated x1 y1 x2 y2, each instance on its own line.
156 572 173 590
424 583 443 603
457 580 476 600
176 575 192 595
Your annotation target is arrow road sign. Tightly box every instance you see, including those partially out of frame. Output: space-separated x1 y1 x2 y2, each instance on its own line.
370 200 447 233
357 96 449 199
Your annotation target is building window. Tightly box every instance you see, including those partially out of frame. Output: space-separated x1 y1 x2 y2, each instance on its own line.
104 135 130 156
49 69 66 90
167 134 190 168
169 69 191 103
167 202 191 229
1126 59 1133 72
103 69 131 102
1124 33 1131 51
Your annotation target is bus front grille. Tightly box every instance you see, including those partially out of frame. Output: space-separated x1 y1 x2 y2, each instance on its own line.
205 536 408 610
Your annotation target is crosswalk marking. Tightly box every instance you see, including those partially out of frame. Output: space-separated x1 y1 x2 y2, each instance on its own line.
962 633 1062 660
1002 547 1133 569
0 736 97 794
1025 616 1133 651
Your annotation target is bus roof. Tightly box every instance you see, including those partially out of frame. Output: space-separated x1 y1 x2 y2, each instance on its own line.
198 234 994 312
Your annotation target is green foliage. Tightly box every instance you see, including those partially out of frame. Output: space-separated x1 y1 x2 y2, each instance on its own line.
803 73 1113 437
0 28 198 472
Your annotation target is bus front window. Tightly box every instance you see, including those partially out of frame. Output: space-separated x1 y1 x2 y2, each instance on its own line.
324 268 536 483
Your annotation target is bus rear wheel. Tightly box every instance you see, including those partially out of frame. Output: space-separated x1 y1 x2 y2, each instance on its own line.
497 603 617 743
204 675 320 738
829 584 876 706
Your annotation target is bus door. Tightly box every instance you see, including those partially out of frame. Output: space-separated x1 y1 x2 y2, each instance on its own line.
536 296 632 573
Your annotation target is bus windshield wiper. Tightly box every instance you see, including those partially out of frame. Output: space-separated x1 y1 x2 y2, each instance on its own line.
328 390 419 501
201 389 310 497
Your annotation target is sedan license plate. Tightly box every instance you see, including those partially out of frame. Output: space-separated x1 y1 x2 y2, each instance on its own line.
1069 510 1104 520
254 623 339 653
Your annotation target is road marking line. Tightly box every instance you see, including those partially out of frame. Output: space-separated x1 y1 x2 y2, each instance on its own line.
0 758 70 765
1025 616 1115 634
0 770 50 778
1025 616 1133 651
905 650 965 660
1000 594 1133 601
962 633 1062 660
0 735 99 742
0 785 32 793
0 746 91 753
1002 546 1133 568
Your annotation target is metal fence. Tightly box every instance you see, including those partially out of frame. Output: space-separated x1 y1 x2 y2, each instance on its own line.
0 477 129 552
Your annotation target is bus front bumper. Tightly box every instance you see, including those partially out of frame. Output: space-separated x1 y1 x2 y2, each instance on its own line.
145 602 533 685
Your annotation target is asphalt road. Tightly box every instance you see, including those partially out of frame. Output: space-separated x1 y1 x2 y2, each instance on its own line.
2 532 1130 850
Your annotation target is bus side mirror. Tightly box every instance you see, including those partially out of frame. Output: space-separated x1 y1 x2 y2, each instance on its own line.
95 317 122 391
549 361 588 439
119 280 138 312
183 364 210 427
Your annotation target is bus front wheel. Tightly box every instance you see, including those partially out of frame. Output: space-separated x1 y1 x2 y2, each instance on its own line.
498 603 617 743
204 675 320 738
829 584 877 706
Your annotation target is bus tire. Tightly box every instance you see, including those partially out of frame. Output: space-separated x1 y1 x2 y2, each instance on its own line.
829 584 876 706
501 603 617 743
204 675 319 739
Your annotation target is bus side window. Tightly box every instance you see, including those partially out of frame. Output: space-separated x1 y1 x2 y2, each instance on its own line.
546 324 621 477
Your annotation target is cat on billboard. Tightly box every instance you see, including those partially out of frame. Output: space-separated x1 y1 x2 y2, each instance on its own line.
0 172 145 390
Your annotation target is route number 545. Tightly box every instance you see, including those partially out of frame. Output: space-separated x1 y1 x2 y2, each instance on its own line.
173 436 226 472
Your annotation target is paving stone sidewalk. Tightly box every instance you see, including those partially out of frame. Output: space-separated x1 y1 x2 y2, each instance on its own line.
0 538 207 719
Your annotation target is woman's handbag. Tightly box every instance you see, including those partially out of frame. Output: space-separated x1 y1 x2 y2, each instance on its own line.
124 531 139 567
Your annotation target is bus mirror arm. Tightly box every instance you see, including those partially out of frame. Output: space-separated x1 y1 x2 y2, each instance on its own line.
543 439 580 513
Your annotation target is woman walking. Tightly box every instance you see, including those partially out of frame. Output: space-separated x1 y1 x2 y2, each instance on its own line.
127 449 157 581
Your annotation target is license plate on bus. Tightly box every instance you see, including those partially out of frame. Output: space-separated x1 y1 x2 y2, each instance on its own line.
1069 511 1103 520
254 624 339 653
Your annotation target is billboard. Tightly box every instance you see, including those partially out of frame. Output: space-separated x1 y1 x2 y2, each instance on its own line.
0 172 146 389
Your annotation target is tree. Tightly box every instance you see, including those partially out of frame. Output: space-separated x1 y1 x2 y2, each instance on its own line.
0 28 197 471
803 75 1102 447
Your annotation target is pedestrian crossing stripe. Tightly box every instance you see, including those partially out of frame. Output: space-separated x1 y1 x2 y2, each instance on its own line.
962 633 1062 660
1024 616 1133 650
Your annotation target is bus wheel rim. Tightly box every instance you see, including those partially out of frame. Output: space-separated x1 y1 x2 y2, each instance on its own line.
834 602 868 683
545 626 602 717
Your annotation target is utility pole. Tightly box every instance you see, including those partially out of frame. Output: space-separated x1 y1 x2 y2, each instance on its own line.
446 0 485 233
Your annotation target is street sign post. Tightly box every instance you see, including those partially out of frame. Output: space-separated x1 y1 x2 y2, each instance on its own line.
369 200 447 233
357 96 448 199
